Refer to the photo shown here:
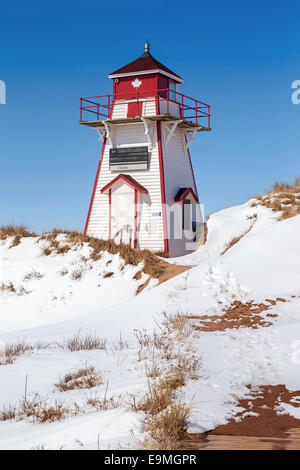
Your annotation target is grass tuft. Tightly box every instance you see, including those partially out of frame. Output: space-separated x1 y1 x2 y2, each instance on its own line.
58 332 107 352
56 365 102 392
145 403 190 450
251 178 300 221
0 225 36 248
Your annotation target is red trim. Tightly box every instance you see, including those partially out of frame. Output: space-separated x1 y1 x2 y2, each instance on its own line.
101 174 148 194
108 188 111 239
175 187 199 203
134 189 138 249
156 121 169 253
84 135 107 234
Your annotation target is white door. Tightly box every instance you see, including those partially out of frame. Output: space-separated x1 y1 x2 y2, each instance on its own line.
111 191 135 246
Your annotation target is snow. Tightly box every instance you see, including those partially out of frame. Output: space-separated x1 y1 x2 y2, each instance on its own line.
1 199 300 448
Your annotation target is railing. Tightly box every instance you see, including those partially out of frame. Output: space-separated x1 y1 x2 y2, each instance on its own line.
80 88 211 128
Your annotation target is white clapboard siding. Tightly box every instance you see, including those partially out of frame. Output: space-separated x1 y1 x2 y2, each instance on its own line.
161 124 198 256
142 98 156 117
86 122 165 252
111 101 128 119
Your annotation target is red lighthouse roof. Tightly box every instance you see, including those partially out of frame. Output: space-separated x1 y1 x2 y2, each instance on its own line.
109 41 183 83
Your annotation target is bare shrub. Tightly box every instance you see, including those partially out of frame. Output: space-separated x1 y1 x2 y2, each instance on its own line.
56 365 103 392
58 332 107 352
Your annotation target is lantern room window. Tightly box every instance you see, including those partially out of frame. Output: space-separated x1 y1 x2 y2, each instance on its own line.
169 80 178 102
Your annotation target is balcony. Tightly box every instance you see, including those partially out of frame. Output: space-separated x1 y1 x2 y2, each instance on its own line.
79 89 211 131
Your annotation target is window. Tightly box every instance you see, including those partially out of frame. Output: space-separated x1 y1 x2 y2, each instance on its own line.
182 199 191 230
169 80 177 102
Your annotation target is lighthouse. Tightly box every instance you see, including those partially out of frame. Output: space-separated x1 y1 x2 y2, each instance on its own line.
80 42 211 257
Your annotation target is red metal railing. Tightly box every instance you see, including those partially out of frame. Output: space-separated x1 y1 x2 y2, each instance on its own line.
80 89 211 128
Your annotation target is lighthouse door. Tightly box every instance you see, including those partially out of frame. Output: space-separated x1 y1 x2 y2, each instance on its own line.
111 187 135 246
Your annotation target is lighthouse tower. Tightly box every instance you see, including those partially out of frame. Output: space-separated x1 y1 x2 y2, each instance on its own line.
80 42 211 257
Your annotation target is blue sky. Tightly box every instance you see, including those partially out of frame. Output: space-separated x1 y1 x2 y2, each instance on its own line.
0 0 299 231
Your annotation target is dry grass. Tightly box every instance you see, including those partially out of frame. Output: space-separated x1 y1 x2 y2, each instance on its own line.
111 332 129 352
0 282 30 296
133 379 174 415
19 394 68 423
0 341 50 366
0 405 17 421
0 282 16 294
58 332 107 352
131 311 200 450
70 267 83 280
38 229 165 279
23 269 44 281
155 251 170 258
221 217 256 255
86 381 123 411
221 233 247 255
158 312 194 340
0 224 36 248
144 403 190 450
56 365 102 392
103 271 114 278
0 393 70 423
203 223 208 244
250 178 300 221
